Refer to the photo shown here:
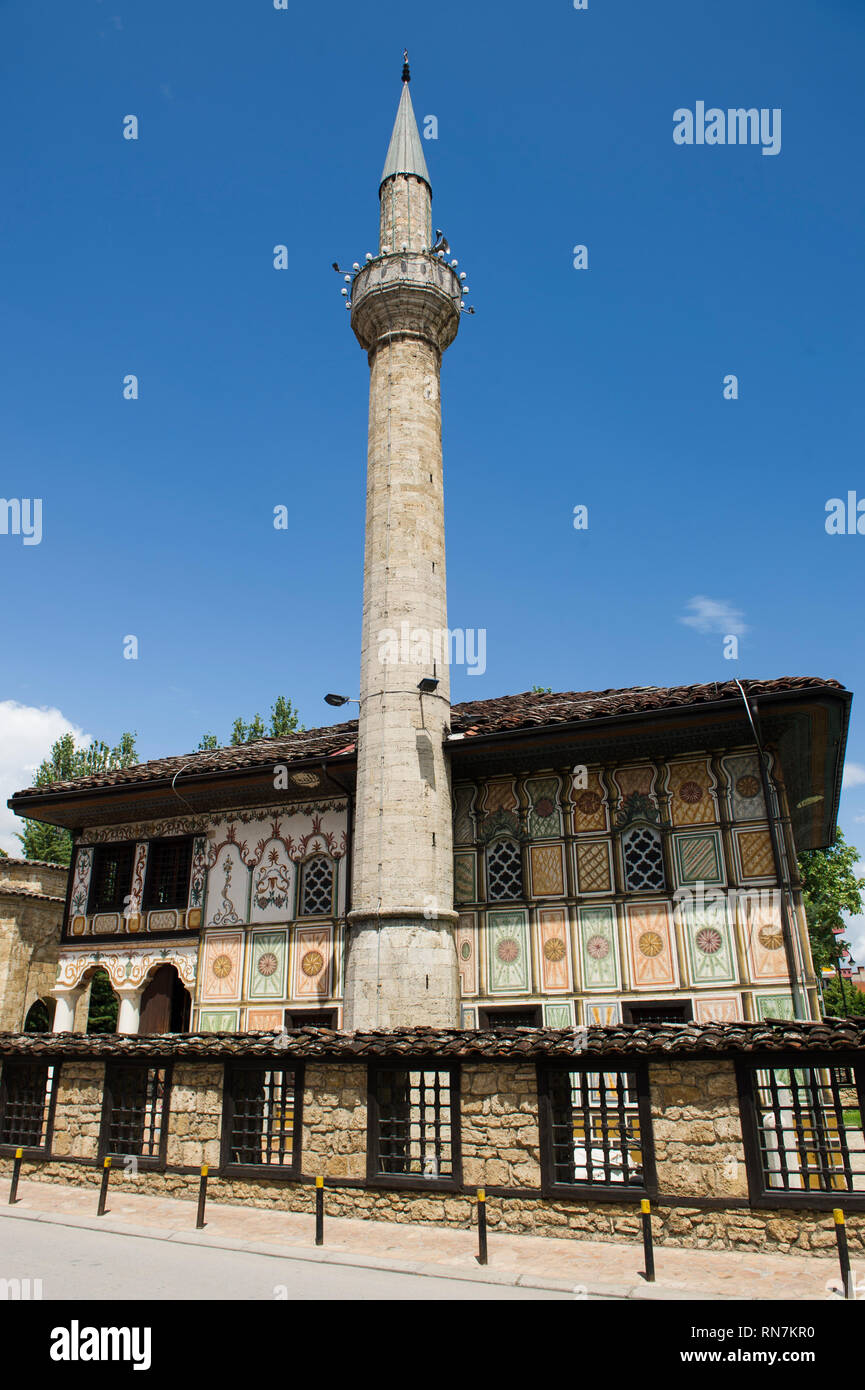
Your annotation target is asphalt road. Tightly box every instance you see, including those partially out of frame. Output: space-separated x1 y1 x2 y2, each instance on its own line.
0 1219 573 1301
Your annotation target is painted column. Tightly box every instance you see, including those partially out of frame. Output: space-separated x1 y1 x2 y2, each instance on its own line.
51 989 80 1032
116 988 142 1035
343 68 462 1028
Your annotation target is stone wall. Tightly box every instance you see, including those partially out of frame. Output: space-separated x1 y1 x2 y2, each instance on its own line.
0 859 74 1032
1 1055 862 1255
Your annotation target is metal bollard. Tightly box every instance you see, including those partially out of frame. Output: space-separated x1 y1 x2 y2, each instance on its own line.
833 1209 852 1300
97 1156 112 1215
8 1148 23 1205
477 1188 488 1266
196 1164 209 1229
315 1175 324 1247
640 1198 655 1283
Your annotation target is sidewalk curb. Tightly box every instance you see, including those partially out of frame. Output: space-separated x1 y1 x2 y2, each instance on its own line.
0 1203 732 1299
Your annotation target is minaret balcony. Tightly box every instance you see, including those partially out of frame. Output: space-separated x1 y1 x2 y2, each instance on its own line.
350 252 461 355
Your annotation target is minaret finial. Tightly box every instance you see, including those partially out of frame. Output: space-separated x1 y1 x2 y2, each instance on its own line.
402 50 410 83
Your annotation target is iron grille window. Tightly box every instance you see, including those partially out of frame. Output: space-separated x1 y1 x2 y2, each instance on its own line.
89 843 135 914
543 1065 650 1192
744 1064 865 1198
486 839 523 901
0 1061 57 1152
143 838 193 910
223 1064 301 1172
300 856 333 916
369 1066 458 1184
101 1064 169 1163
622 825 665 891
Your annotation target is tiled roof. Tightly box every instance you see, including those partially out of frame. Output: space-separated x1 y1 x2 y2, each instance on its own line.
0 886 65 903
8 677 845 802
0 1019 861 1060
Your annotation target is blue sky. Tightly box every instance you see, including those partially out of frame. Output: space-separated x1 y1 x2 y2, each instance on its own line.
2 0 864 953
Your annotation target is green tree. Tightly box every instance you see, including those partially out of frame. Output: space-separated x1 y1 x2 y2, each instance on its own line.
821 976 865 1018
199 697 303 750
17 730 138 866
798 827 864 1015
86 970 119 1033
532 685 552 694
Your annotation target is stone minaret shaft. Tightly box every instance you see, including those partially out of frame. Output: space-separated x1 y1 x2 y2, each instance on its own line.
344 67 461 1028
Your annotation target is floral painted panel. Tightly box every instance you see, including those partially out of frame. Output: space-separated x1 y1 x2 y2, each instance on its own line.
672 830 725 887
486 909 530 994
585 999 621 1025
454 853 476 905
736 829 774 880
292 925 333 999
721 754 766 822
453 786 476 845
199 1009 239 1032
625 903 678 991
754 993 795 1020
201 932 244 1003
679 896 738 986
571 771 609 833
206 845 250 928
738 894 789 982
529 842 565 897
693 994 743 1023
69 847 94 929
246 1008 284 1030
250 839 296 924
575 839 612 894
526 777 561 838
577 904 620 991
248 929 289 999
456 913 478 996
538 907 571 993
460 1005 477 1029
667 760 718 827
544 1002 573 1027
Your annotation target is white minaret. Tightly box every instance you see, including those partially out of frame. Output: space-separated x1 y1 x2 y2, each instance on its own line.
343 59 461 1028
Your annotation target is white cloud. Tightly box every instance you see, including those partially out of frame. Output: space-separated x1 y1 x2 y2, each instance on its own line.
0 701 88 855
679 595 748 638
842 762 865 790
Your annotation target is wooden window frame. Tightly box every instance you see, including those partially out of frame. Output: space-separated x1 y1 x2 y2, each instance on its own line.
221 1059 304 1180
297 855 335 919
538 1059 658 1202
0 1058 61 1159
98 1061 172 1171
366 1061 462 1193
88 842 136 915
142 836 194 912
284 1009 338 1030
736 1051 865 1211
622 1000 693 1025
478 1005 542 1029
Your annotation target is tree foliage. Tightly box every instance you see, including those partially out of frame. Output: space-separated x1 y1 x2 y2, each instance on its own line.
86 970 119 1033
821 976 865 1019
198 696 303 751
17 730 138 866
798 827 864 973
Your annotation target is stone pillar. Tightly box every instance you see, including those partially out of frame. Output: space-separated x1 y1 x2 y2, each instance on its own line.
52 989 80 1032
344 123 463 1029
116 988 142 1035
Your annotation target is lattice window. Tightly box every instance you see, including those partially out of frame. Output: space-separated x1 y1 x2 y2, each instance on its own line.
747 1065 865 1196
102 1064 169 1162
224 1065 300 1170
486 838 523 901
88 843 135 913
371 1066 456 1182
546 1066 647 1190
622 825 665 891
144 838 193 909
0 1062 57 1151
301 856 333 916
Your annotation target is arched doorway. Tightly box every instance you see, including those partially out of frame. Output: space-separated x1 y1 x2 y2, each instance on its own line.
85 968 119 1034
139 965 191 1034
24 996 55 1032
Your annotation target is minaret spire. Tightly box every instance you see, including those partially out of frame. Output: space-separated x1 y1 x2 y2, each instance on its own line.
343 64 463 1029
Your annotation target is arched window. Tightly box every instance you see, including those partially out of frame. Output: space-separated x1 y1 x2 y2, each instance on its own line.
300 856 334 917
622 824 665 891
486 838 523 902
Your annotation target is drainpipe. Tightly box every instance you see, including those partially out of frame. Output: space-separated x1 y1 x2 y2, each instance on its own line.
734 680 808 1020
